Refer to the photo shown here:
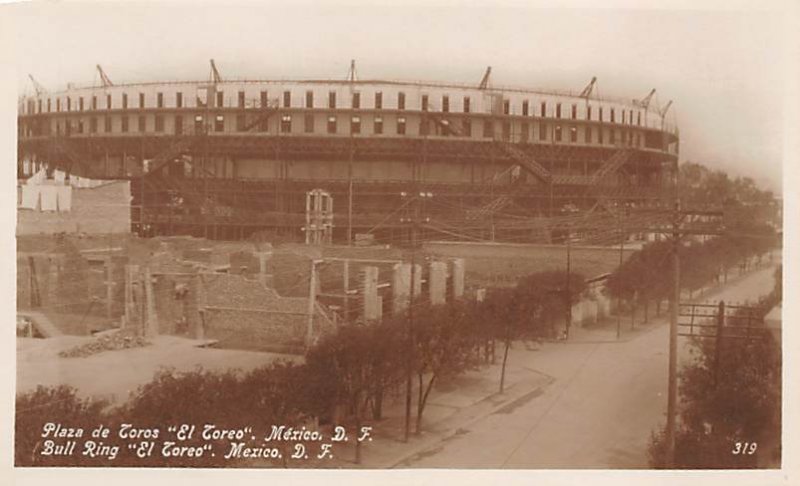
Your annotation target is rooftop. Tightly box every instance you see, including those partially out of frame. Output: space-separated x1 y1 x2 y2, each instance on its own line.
25 76 659 108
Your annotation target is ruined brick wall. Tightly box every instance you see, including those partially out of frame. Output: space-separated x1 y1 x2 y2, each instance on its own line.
17 243 91 315
16 255 47 309
17 181 131 235
203 308 308 354
200 274 330 354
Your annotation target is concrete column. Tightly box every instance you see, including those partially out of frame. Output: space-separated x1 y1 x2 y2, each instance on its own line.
128 264 144 333
343 260 351 321
362 266 380 322
450 258 465 300
609 294 620 316
583 300 597 325
429 261 447 305
123 264 135 330
257 251 272 287
144 267 158 338
594 299 603 320
600 294 611 318
412 263 422 301
392 263 411 314
105 257 113 318
193 273 207 340
571 302 583 328
593 293 604 319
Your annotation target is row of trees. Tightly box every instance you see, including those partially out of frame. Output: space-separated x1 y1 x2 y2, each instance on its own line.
16 269 586 467
607 224 778 323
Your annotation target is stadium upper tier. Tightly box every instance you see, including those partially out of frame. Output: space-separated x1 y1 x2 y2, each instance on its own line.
17 79 678 157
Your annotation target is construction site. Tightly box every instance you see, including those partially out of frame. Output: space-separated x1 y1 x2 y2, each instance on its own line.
17 62 678 241
15 62 679 401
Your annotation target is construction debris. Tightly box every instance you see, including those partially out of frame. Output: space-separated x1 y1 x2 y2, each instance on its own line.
58 329 150 358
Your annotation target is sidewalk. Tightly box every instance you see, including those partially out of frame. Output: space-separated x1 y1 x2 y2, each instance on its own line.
294 347 555 468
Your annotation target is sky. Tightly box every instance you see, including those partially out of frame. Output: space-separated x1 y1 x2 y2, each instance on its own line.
1 0 793 194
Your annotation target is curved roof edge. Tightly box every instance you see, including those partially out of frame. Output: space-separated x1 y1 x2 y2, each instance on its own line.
24 77 660 108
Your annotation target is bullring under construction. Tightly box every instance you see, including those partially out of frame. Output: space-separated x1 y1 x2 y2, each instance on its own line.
17 62 679 244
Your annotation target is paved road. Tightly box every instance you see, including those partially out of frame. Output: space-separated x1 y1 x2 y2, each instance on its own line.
402 264 779 469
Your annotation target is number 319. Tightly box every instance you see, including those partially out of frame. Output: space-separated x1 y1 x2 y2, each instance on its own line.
732 442 757 455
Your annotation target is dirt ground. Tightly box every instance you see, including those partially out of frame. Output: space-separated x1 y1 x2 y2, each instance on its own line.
16 334 298 404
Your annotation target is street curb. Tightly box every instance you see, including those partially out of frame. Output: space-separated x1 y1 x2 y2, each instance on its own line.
385 372 556 469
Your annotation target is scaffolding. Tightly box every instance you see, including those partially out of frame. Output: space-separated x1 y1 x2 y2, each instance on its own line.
304 189 334 245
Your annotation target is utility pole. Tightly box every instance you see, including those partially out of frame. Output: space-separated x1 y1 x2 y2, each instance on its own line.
203 82 211 240
713 300 725 387
565 223 572 339
403 192 419 442
305 259 320 351
347 61 355 245
402 190 432 441
403 111 431 440
665 199 680 467
617 209 624 340
348 152 354 245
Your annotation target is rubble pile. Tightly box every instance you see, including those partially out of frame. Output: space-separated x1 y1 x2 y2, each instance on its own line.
58 329 150 358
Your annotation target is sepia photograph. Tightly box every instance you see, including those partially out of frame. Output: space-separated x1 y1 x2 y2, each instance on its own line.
1 0 797 484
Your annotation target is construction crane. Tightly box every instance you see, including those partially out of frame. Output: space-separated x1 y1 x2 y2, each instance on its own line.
209 59 222 84
28 74 46 96
659 100 673 118
634 88 656 110
347 59 358 82
478 66 492 90
579 76 597 99
96 65 113 87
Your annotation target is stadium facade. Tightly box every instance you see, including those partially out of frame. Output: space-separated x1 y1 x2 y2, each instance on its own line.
17 66 679 243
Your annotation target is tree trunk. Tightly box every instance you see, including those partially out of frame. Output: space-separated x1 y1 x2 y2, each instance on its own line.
371 385 384 420
500 337 511 393
354 395 362 464
630 302 636 329
415 373 437 434
644 300 649 323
